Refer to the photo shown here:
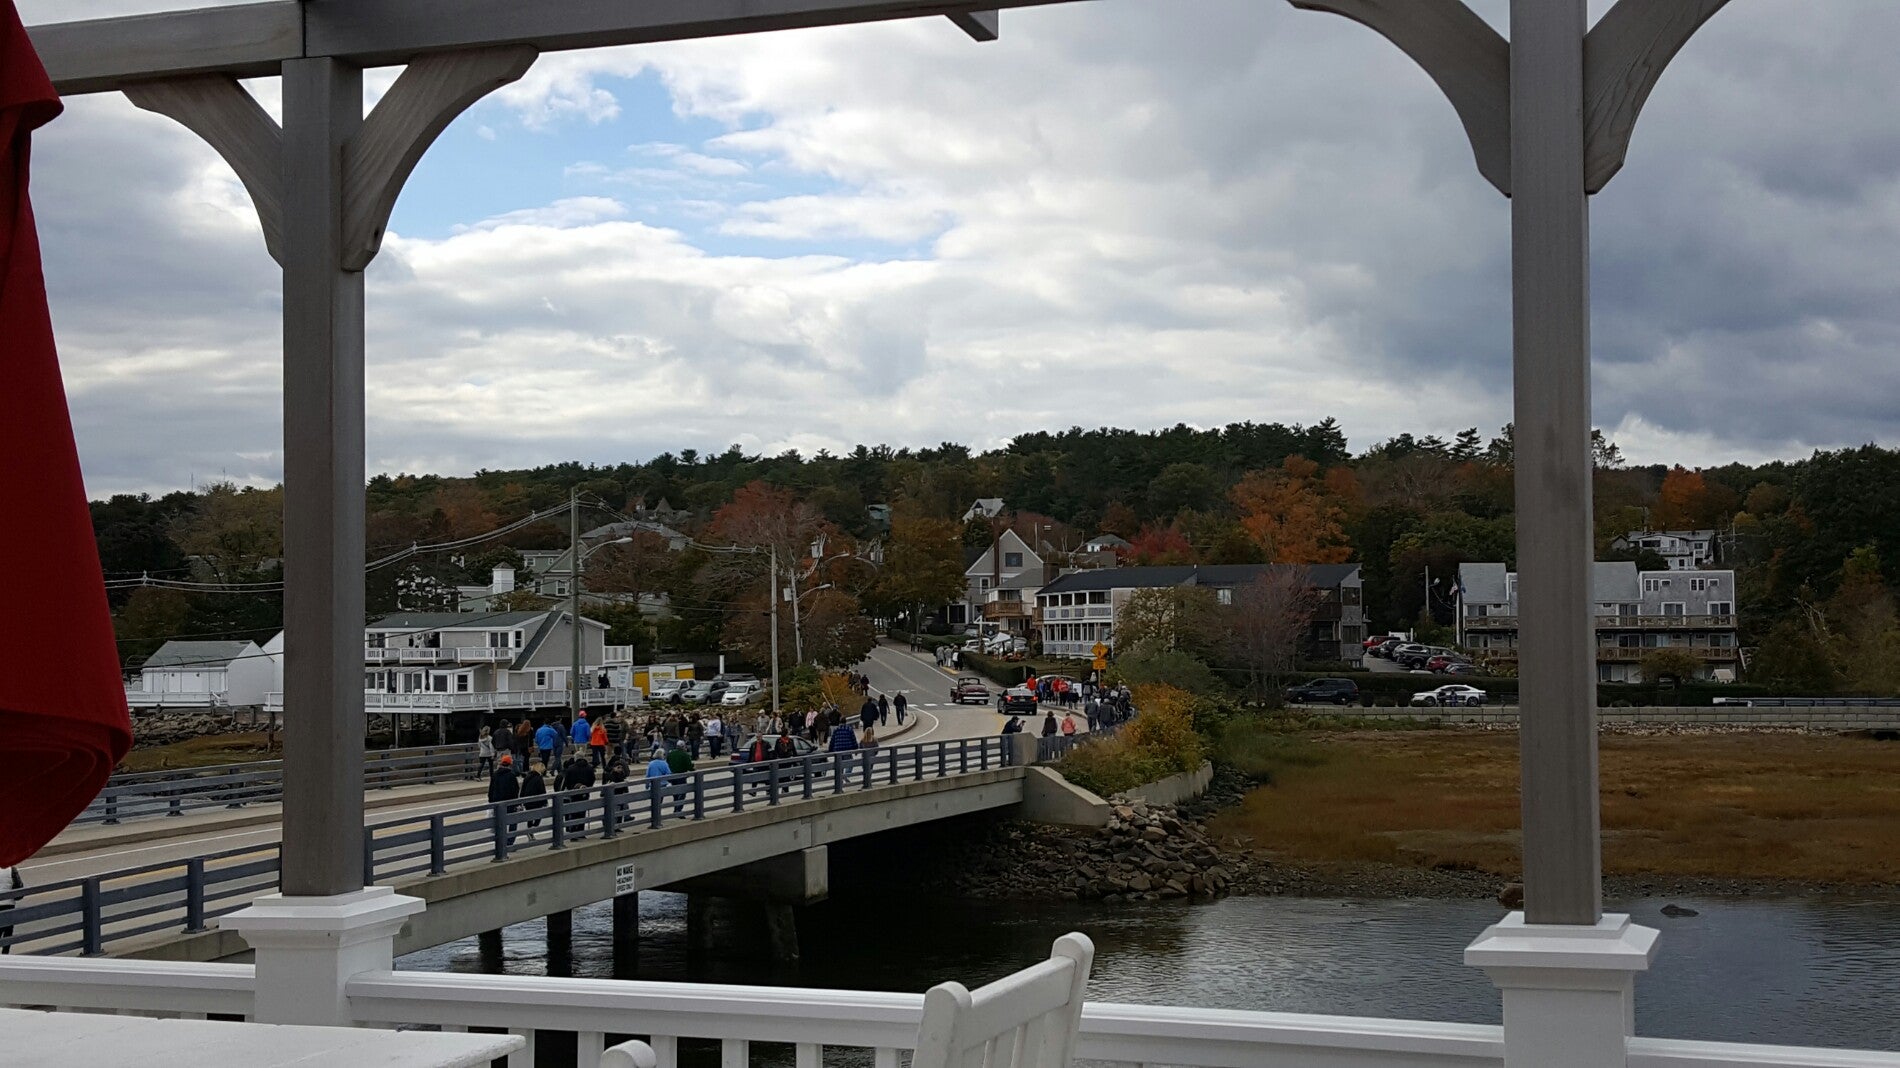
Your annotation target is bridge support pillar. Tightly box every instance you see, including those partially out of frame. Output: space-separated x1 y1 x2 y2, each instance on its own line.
478 927 503 967
546 909 573 976
612 892 639 963
764 903 799 963
221 887 424 1026
686 894 712 953
1466 913 1658 1068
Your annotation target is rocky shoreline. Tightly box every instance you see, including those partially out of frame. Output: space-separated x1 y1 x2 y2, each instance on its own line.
928 762 1900 905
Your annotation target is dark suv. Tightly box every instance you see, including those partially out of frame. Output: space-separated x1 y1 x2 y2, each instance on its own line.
1285 678 1361 706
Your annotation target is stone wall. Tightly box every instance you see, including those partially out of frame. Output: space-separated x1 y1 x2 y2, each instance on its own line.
1115 761 1215 806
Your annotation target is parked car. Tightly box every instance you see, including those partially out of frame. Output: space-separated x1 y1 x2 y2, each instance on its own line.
729 734 819 764
1410 684 1487 707
1390 643 1431 667
1442 662 1480 676
645 678 690 703
1425 654 1472 673
1285 678 1361 705
1363 634 1400 651
678 679 730 704
720 681 765 706
1371 638 1403 659
996 686 1039 714
950 677 991 704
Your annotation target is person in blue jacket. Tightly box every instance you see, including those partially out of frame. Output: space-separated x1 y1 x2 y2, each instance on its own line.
534 720 559 767
570 710 591 748
828 720 859 753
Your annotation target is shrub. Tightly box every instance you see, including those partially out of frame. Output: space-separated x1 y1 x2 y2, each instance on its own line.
1057 683 1204 796
1106 649 1223 695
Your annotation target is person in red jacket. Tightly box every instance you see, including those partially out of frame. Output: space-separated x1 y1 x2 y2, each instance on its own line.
589 719 609 768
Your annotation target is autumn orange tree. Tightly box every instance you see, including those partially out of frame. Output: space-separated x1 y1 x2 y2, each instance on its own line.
1230 456 1353 563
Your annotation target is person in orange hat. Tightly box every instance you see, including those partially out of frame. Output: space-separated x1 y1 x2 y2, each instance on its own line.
487 752 519 805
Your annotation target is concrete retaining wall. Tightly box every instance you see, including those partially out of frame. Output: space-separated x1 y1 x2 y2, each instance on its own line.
1015 766 1112 829
1330 706 1900 730
1114 761 1215 806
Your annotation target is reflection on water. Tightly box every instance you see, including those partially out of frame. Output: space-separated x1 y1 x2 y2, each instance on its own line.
399 891 1900 1053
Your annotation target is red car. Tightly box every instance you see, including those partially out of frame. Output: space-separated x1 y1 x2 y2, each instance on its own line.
1426 654 1473 673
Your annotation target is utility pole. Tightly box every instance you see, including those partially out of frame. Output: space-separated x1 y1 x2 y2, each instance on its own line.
769 544 781 718
569 488 582 724
790 570 803 666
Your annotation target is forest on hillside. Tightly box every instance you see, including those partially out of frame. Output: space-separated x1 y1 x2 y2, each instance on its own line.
93 420 1900 693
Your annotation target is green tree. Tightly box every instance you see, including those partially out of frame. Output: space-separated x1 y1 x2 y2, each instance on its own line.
1749 619 1837 690
873 514 966 631
1116 587 1223 661
114 586 192 668
1639 648 1703 685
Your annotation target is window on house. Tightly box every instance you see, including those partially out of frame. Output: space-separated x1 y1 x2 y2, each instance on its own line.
1217 589 1233 605
1689 578 1708 592
1662 602 1686 617
1090 592 1108 604
1709 601 1733 618
367 634 385 648
534 670 549 688
1004 552 1023 568
980 577 991 590
455 675 470 693
512 630 524 648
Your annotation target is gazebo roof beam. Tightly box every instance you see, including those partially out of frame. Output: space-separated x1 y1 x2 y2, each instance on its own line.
31 1 1059 96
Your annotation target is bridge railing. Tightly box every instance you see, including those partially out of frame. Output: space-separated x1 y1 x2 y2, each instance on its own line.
6 736 1014 958
75 744 481 827
1035 715 1128 763
7 957 1900 1068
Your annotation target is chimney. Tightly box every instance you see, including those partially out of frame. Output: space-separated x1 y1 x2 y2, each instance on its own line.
492 565 516 595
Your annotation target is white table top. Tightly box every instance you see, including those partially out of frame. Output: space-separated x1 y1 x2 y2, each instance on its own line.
0 1007 523 1067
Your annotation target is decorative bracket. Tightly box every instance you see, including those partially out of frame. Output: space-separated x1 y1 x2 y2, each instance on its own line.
1582 0 1730 193
340 45 537 269
948 11 1000 42
122 45 536 271
125 75 288 264
1288 0 1511 196
1288 0 1731 197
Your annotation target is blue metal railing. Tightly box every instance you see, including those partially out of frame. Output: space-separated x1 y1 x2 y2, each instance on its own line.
2 735 1015 958
73 744 481 827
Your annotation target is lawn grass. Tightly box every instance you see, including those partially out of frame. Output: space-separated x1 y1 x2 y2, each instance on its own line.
118 732 283 773
1206 729 1900 885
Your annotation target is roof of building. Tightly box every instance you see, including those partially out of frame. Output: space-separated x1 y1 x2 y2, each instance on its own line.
962 498 1005 521
1038 563 1358 596
1086 533 1133 549
369 611 548 630
583 519 687 543
1457 562 1509 603
142 640 253 671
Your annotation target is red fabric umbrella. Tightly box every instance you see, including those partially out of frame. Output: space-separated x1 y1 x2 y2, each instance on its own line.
0 1 132 866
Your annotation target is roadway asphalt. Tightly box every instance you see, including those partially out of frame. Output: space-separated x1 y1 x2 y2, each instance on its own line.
853 642 1013 744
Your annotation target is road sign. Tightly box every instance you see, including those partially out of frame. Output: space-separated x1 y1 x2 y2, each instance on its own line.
1092 657 1108 672
1091 643 1108 658
615 862 637 897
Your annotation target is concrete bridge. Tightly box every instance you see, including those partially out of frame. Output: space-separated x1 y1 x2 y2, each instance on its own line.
4 733 1103 963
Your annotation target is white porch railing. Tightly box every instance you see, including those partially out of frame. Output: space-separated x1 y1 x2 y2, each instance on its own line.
124 690 227 709
3 959 1896 1068
263 687 641 713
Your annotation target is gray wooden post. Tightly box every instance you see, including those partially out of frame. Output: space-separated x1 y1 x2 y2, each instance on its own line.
1508 0 1600 927
279 56 368 898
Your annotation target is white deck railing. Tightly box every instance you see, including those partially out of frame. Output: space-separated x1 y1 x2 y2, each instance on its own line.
4 959 1897 1068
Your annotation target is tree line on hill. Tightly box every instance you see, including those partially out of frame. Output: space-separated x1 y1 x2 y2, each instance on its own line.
91 421 1900 694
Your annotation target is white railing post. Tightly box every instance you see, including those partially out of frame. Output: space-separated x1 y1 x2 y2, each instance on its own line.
219 887 424 1026
1466 913 1657 1068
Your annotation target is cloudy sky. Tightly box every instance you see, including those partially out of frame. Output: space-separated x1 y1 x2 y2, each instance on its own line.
22 0 1900 496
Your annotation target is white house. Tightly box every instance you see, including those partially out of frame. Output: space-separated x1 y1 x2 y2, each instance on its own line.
262 610 632 715
1034 564 1366 662
1457 561 1740 681
126 639 274 709
1612 529 1718 570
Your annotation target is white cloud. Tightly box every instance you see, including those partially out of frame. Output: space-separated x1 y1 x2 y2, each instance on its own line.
27 0 1900 498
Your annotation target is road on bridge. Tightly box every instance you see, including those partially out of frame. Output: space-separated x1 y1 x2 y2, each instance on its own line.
853 642 1013 744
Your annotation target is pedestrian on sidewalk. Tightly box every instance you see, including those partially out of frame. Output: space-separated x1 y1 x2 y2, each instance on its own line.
534 719 558 768
858 696 878 733
828 719 859 753
589 719 609 768
1060 712 1077 736
1041 711 1059 737
704 713 725 758
476 726 495 779
571 711 591 752
877 693 890 726
520 761 548 841
893 692 908 724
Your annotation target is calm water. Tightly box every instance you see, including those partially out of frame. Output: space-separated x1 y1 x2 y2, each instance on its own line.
398 890 1900 1053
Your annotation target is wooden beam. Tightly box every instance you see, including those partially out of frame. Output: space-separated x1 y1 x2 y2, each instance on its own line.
1583 0 1730 193
948 11 1000 41
1286 0 1511 196
31 0 1069 95
341 46 538 269
123 76 286 265
30 2 301 96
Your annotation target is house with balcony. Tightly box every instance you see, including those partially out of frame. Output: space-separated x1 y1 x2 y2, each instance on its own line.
1611 528 1719 569
1034 563 1365 663
1456 561 1740 682
263 609 627 715
951 528 1047 637
126 639 274 710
